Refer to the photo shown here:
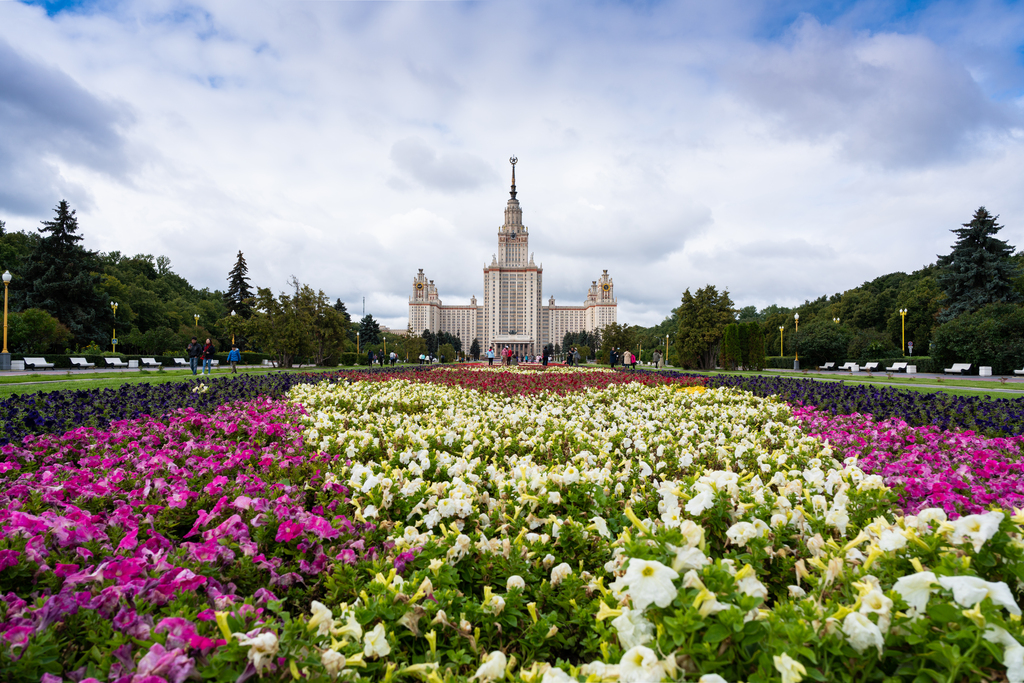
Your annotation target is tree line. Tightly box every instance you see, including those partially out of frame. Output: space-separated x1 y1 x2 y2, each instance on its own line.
0 200 402 366
644 207 1024 372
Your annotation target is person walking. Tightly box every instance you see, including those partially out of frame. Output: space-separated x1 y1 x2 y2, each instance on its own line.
609 347 617 369
653 350 662 369
227 344 241 374
486 347 495 366
574 347 581 366
202 338 215 375
186 336 203 376
390 351 397 367
542 349 549 367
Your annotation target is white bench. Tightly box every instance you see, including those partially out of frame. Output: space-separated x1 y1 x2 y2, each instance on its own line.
70 357 95 369
1014 367 1024 376
862 362 881 372
944 363 972 375
838 362 859 372
140 357 163 368
23 357 55 370
817 362 835 370
104 357 129 368
886 362 908 372
173 357 189 367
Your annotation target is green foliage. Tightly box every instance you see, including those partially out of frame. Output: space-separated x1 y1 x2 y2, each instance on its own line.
225 250 253 318
578 345 592 362
245 284 349 367
6 308 72 354
598 322 638 362
847 328 900 360
742 322 766 370
360 314 382 346
931 303 1024 374
469 338 481 360
719 324 742 370
404 336 427 362
674 285 735 369
339 352 358 366
794 319 854 368
14 200 108 346
936 207 1021 322
437 343 456 363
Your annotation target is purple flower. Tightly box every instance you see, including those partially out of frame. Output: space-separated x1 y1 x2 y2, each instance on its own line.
135 643 195 683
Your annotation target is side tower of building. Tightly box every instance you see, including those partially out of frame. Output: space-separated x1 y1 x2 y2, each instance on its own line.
584 270 617 331
409 268 441 335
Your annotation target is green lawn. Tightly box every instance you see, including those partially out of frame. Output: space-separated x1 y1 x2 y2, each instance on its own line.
0 366 342 398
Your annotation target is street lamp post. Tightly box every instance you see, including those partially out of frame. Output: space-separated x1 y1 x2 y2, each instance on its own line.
110 301 119 353
1 271 11 371
665 334 669 368
793 313 800 370
778 326 784 357
833 317 840 324
231 310 236 346
899 309 908 356
194 313 199 329
356 331 360 355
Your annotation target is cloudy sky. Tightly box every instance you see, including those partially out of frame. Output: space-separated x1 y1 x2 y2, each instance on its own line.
2 0 1023 329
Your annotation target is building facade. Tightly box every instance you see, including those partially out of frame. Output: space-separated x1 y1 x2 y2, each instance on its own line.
409 159 617 356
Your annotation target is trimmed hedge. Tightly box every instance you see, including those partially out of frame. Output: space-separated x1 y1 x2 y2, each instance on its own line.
765 356 797 369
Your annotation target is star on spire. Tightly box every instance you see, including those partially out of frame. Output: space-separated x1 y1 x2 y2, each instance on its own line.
509 156 518 199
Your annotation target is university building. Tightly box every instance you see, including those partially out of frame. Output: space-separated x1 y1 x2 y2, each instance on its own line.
409 159 617 356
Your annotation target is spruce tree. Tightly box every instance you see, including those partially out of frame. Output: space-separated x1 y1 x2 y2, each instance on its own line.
226 251 254 317
17 200 107 345
334 299 355 342
937 207 1021 321
360 314 381 346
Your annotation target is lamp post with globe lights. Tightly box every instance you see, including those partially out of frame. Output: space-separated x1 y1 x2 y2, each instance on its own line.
1 270 11 371
231 310 236 346
899 308 908 356
778 326 784 357
110 301 119 353
793 313 800 370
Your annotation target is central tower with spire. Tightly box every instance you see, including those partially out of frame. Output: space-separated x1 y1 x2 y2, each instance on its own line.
408 156 617 359
497 156 529 267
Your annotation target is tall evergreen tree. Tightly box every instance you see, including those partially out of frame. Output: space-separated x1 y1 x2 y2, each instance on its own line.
334 299 356 343
225 251 254 317
936 207 1021 321
17 200 107 346
359 314 382 346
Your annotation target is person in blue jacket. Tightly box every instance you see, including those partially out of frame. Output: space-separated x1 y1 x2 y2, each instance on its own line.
227 345 242 374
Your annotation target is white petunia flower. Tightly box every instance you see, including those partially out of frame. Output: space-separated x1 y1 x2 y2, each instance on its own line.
551 562 573 586
893 571 937 613
363 622 391 658
685 489 715 516
938 575 1022 615
725 521 760 546
321 649 346 679
698 675 730 683
470 651 507 682
611 607 655 649
507 575 526 591
773 653 806 683
308 600 333 636
619 645 665 683
842 612 884 654
234 631 279 675
950 511 1004 552
878 529 907 552
621 558 680 611
984 626 1024 683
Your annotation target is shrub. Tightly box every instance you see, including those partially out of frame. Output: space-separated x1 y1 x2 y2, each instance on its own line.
437 343 456 363
931 303 1024 374
338 352 358 366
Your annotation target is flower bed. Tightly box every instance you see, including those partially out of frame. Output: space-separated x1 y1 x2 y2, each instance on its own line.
0 369 1022 683
683 371 1024 437
794 406 1024 516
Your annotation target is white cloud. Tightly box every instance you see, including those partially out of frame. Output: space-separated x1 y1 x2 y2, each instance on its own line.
0 0 1023 330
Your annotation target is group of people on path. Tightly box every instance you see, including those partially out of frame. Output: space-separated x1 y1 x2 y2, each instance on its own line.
187 337 242 376
368 351 398 367
609 347 639 370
